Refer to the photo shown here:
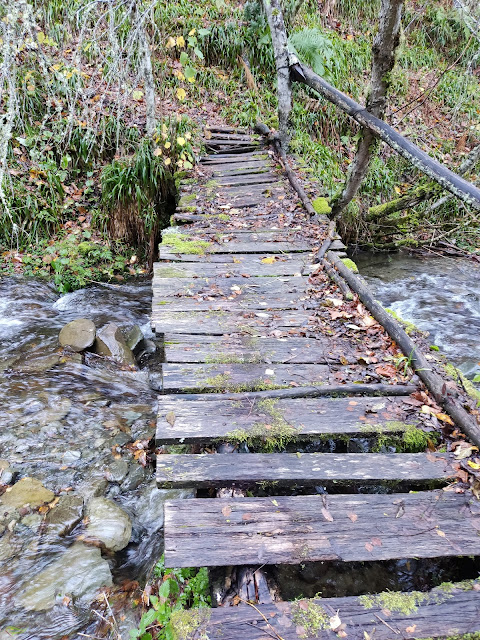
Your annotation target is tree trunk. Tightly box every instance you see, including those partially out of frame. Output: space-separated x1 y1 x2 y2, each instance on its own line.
331 0 404 217
138 18 156 137
262 0 292 150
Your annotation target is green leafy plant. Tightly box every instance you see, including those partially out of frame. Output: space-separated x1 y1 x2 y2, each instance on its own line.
130 555 210 640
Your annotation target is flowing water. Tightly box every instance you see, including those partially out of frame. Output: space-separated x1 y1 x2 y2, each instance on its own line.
0 277 191 639
356 251 480 380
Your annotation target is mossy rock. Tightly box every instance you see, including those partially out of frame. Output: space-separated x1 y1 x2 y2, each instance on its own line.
341 257 359 273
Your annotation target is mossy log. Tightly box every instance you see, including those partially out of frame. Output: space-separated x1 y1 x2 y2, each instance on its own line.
366 185 437 221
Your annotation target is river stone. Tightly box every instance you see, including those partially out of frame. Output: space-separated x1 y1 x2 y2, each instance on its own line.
59 319 96 352
85 497 132 551
1 477 54 510
126 325 144 352
0 460 13 485
94 323 137 367
13 354 61 374
104 459 129 483
45 495 84 536
17 542 112 611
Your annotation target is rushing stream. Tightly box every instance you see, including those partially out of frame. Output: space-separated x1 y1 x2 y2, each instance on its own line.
0 277 191 639
356 251 480 380
1 252 480 637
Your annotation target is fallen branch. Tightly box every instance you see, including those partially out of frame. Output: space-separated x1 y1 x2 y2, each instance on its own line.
326 250 480 445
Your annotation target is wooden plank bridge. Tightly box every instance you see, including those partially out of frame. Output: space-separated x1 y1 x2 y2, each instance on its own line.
151 127 480 639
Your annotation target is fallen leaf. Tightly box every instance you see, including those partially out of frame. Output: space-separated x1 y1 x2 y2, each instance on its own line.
406 625 417 634
329 612 342 631
347 512 358 522
321 507 334 522
271 499 279 507
468 460 480 470
436 529 446 537
436 412 454 426
222 505 232 517
365 542 374 552
371 537 382 547
165 411 176 427
261 256 276 264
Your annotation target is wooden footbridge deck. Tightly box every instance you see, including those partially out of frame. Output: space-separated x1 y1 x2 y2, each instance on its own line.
152 128 480 639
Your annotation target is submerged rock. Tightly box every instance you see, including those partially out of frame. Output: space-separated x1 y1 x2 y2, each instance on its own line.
94 323 137 367
0 477 54 510
45 494 84 537
59 318 96 352
17 542 112 611
126 325 145 353
85 497 132 551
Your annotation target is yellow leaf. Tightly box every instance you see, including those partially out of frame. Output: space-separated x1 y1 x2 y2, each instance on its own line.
435 412 454 426
346 34 354 40
132 90 143 101
177 136 186 146
51 64 62 71
468 460 480 470
176 87 186 101
189 28 196 36
164 141 171 149
166 36 176 49
176 35 185 48
153 148 162 156
164 158 171 166
436 529 446 537
394 186 401 194
261 256 276 264
37 31 45 44
187 75 195 83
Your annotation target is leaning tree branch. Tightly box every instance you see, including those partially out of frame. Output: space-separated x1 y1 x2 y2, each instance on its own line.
290 63 480 211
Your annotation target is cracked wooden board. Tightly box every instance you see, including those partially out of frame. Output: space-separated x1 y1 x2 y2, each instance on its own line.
159 242 312 259
152 275 309 297
157 452 455 488
183 583 480 640
161 362 332 392
151 309 309 334
156 395 417 444
153 259 313 278
163 491 480 567
161 334 357 364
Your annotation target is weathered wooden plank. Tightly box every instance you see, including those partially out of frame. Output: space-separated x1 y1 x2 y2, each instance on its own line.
154 295 314 312
210 162 271 176
161 363 331 392
215 173 280 187
177 228 309 244
216 182 284 196
156 252 303 263
206 144 260 155
151 309 308 334
162 334 357 364
164 491 480 567
205 126 248 134
153 259 311 278
157 452 455 488
200 152 269 164
159 242 312 258
156 395 416 444
204 132 254 141
152 275 307 296
184 583 480 640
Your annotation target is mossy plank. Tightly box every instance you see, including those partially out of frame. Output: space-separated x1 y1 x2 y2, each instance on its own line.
199 583 480 639
157 452 455 489
162 333 357 365
153 257 313 278
156 395 417 444
164 491 480 568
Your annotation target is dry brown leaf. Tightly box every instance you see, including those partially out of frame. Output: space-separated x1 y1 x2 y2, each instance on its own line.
321 507 334 522
222 505 232 517
347 512 358 522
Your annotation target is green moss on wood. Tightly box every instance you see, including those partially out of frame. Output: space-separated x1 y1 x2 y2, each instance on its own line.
178 193 196 206
385 307 418 335
155 266 187 278
169 608 211 640
359 590 431 615
161 232 211 255
312 197 332 215
443 362 480 407
341 257 359 273
291 600 329 638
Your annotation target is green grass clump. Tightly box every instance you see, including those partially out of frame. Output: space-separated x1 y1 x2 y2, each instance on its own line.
291 600 329 638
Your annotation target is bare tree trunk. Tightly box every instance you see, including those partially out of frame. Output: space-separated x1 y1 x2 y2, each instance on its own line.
139 21 156 137
262 0 292 150
331 0 404 217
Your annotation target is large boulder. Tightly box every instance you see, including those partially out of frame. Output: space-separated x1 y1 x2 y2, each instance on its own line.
94 323 137 367
85 497 132 552
17 542 112 611
0 477 54 510
59 319 96 352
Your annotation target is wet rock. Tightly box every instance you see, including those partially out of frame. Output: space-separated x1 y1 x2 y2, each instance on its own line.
85 497 132 551
13 354 61 374
0 477 54 510
77 477 108 502
126 325 144 352
94 323 137 367
0 536 14 562
104 459 129 484
45 495 84 536
17 542 112 611
35 398 72 426
133 483 195 530
121 464 147 492
59 318 96 352
21 513 43 530
0 460 13 485
62 450 82 465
